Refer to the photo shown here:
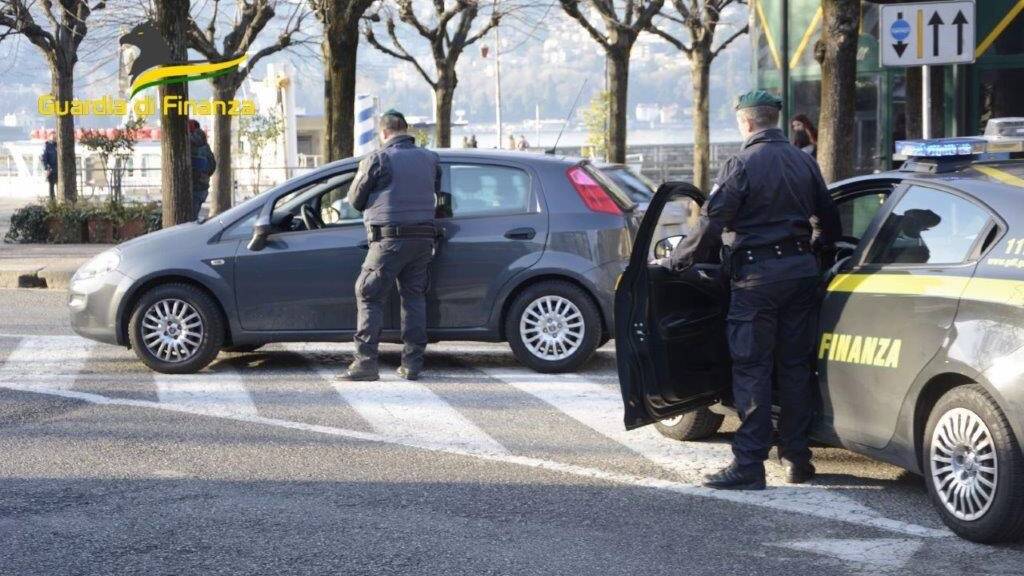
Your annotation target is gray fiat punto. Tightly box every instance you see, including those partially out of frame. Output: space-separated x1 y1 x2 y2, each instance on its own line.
69 150 642 374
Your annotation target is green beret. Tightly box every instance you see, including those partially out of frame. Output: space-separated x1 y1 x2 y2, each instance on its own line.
381 108 406 122
734 90 783 110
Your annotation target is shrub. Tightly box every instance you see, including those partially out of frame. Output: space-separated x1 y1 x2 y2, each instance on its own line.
4 204 49 243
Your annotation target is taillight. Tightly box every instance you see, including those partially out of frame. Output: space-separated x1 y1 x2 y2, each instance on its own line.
566 166 621 215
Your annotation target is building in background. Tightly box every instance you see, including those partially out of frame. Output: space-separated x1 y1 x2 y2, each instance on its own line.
751 0 1024 173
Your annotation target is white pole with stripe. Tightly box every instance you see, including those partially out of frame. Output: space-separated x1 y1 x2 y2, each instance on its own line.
354 94 378 156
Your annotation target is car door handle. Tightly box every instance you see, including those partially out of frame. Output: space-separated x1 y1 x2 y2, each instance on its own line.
504 227 536 240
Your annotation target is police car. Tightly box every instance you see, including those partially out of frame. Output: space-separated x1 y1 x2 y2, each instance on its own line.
615 119 1024 543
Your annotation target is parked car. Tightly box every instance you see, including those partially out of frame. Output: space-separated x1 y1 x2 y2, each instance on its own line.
616 134 1024 543
69 150 641 374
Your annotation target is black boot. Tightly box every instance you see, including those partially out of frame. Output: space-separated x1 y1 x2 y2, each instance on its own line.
780 458 816 484
335 364 379 382
702 462 766 490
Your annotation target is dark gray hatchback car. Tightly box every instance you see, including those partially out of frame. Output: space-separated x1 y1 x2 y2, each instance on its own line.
69 150 642 374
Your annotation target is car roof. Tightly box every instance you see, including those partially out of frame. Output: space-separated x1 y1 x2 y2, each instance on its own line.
845 159 1024 216
320 148 585 171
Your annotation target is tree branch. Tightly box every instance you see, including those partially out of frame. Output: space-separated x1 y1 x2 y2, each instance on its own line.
711 22 746 58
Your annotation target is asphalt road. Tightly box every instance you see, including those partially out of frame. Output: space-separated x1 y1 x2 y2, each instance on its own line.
1 288 1022 575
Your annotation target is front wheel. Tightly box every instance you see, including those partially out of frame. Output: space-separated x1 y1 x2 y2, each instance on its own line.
128 283 224 374
505 281 602 373
923 385 1024 543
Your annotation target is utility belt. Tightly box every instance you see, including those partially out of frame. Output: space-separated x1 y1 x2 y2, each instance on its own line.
732 237 812 266
367 223 439 242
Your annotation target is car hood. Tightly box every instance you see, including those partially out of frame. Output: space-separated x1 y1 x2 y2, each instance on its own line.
116 221 207 251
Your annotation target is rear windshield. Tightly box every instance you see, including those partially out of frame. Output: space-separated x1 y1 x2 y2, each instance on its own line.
600 166 656 203
585 165 638 211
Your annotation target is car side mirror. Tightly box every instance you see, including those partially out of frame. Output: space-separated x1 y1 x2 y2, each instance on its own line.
653 235 684 259
247 217 272 251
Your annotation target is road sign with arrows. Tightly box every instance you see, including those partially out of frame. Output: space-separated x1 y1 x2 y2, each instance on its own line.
880 1 975 67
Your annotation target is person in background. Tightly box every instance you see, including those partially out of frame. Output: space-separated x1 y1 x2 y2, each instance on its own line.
790 113 818 158
516 135 530 151
462 136 470 148
188 120 216 219
41 134 57 203
507 134 516 150
467 134 478 148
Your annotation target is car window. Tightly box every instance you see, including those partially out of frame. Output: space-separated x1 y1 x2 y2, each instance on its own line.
220 208 259 241
447 164 532 217
865 185 991 265
837 192 888 240
649 195 701 260
271 172 360 229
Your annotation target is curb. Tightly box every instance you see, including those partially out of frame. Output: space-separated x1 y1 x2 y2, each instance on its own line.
0 263 78 290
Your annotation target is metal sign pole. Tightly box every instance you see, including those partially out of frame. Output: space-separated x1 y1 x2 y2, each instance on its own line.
922 64 932 139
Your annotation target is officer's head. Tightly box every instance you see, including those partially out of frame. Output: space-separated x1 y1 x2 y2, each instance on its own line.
734 90 782 140
379 109 409 142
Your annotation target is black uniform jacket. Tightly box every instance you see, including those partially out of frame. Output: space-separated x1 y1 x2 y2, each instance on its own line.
669 128 842 287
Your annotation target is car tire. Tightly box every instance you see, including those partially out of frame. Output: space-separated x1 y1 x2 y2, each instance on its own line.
505 280 602 373
655 408 725 441
221 344 263 354
923 385 1024 543
128 283 225 374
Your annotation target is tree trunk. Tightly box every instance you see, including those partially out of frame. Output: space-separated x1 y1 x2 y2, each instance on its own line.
211 80 237 215
434 70 457 148
156 0 193 226
323 34 359 161
605 47 630 164
816 0 860 183
690 48 711 194
52 59 77 204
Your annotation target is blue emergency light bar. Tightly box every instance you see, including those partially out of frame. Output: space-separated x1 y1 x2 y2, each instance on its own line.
894 138 987 158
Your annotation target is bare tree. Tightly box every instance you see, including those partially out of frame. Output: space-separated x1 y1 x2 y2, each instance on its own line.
154 0 192 226
311 0 375 161
559 0 664 164
363 0 501 148
647 0 746 193
0 0 106 203
815 0 858 183
187 0 310 215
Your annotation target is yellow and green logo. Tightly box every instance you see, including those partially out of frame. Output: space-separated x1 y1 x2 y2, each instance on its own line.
120 21 246 98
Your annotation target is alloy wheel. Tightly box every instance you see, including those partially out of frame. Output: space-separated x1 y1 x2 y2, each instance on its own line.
930 407 998 521
140 298 205 363
519 295 585 361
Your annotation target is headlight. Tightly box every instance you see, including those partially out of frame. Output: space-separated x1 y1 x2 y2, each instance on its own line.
73 249 121 282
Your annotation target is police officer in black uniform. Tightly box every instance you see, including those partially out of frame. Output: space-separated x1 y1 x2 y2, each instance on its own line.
668 90 842 490
337 110 441 382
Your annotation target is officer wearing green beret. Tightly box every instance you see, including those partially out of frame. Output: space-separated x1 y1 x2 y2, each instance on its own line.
338 109 441 382
667 89 842 489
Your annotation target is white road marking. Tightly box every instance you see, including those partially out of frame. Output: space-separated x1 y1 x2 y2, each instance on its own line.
153 368 258 418
482 367 919 536
771 538 924 574
0 382 949 539
0 336 95 390
282 343 509 455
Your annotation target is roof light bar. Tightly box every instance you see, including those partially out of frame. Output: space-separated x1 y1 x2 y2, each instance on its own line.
894 138 987 159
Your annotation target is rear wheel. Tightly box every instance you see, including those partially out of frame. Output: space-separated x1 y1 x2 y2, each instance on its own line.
923 385 1024 543
505 281 601 373
128 283 224 374
655 408 725 441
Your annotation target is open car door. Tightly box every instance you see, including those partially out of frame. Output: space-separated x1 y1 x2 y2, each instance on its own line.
615 182 731 430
